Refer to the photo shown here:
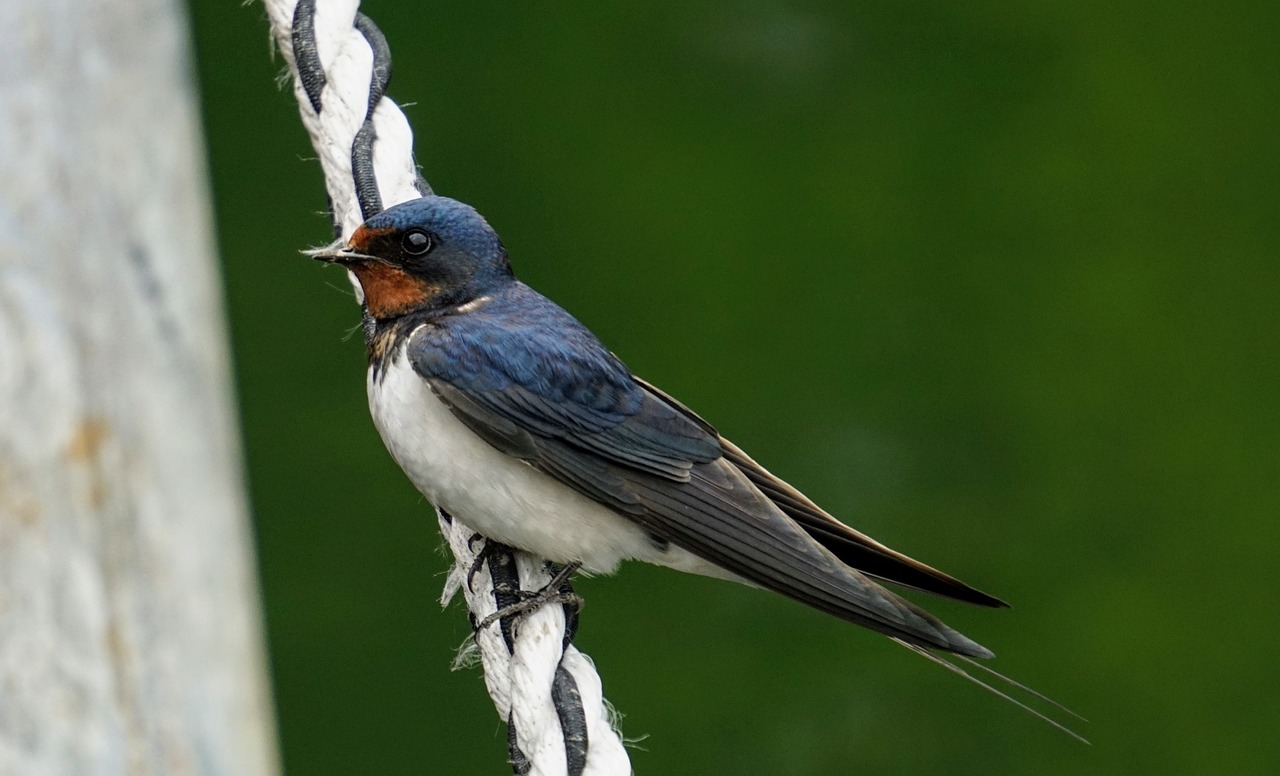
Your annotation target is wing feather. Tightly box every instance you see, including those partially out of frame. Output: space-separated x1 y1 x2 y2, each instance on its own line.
720 439 1009 608
406 305 995 657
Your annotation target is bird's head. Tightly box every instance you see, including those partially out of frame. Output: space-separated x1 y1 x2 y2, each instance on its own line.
309 196 512 319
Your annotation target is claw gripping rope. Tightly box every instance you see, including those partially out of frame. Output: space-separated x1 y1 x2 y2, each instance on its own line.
264 2 632 773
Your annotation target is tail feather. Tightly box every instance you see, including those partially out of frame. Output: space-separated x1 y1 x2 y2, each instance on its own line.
953 653 1088 722
892 638 1089 744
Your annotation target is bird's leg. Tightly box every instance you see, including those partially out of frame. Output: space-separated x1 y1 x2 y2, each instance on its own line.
475 561 583 635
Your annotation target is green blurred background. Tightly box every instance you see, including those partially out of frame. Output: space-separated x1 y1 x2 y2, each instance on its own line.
190 1 1277 773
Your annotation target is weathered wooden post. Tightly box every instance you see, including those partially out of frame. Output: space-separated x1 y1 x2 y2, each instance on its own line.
0 1 279 773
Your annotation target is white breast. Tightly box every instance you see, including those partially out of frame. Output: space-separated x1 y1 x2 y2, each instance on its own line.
369 344 713 576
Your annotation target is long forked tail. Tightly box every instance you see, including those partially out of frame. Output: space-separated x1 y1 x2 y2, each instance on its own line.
891 638 1090 744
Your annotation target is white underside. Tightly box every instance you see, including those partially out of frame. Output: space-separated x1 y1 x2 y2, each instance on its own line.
368 342 730 578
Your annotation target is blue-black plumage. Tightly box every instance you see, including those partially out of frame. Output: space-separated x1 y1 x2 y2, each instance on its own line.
311 195 1009 660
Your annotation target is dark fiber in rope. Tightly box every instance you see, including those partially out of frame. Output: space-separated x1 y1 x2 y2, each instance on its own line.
507 716 532 774
552 668 589 776
291 0 325 113
351 12 390 218
293 0 337 233
353 13 391 114
350 122 382 219
353 12 435 197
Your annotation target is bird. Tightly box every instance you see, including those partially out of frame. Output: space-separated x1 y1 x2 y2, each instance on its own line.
308 194 1012 662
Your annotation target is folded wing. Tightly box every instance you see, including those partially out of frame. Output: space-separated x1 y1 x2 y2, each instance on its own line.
409 308 998 657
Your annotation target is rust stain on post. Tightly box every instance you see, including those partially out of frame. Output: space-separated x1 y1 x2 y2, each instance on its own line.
66 417 112 509
66 417 110 463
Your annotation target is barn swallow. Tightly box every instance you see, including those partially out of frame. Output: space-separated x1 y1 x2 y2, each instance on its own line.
307 194 1015 663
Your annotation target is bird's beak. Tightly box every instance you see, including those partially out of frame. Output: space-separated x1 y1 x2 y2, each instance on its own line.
303 239 367 265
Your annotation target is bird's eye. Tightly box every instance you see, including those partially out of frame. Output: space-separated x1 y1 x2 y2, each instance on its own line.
401 229 433 256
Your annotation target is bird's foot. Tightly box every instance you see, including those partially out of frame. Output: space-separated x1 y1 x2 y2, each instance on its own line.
465 534 497 592
475 561 582 634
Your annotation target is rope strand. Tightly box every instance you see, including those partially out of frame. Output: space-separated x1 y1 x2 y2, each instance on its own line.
263 2 630 772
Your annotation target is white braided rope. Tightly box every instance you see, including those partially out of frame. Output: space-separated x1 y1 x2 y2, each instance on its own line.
439 528 628 775
263 2 631 773
264 0 416 238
